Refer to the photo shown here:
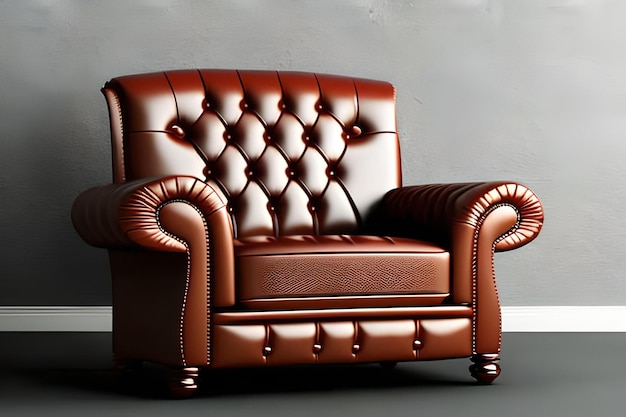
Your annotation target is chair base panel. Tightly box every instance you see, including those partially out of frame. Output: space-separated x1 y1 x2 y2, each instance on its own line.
211 316 474 368
113 311 500 396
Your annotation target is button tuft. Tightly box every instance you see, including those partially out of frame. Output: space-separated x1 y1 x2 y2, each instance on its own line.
170 124 185 139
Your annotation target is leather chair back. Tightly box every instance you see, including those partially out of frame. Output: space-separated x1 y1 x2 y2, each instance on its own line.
103 70 401 238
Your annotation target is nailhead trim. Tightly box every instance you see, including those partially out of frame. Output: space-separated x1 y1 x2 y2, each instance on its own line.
471 202 521 354
156 199 212 367
110 90 126 183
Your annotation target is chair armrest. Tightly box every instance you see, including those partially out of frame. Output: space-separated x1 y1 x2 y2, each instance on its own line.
381 182 543 353
71 176 231 251
380 181 543 252
72 175 235 309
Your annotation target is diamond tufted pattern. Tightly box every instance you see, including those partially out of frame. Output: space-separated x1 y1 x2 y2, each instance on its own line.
106 69 401 238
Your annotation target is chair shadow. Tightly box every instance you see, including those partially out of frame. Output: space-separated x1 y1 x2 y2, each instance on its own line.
8 360 475 400
0 333 478 400
199 362 476 397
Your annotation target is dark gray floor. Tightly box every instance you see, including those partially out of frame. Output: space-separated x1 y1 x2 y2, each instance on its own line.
1 332 625 416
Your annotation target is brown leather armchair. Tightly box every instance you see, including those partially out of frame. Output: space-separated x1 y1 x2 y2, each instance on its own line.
71 69 543 397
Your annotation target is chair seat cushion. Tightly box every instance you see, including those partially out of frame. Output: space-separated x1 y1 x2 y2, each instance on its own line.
234 235 450 310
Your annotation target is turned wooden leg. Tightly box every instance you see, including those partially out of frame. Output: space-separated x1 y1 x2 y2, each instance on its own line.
469 354 501 384
168 367 200 399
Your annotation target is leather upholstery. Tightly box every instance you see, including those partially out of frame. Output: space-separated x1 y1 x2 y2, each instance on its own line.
235 235 450 309
71 69 544 387
212 318 472 368
105 69 400 238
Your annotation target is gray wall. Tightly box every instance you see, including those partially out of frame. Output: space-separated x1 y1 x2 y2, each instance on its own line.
1 0 624 306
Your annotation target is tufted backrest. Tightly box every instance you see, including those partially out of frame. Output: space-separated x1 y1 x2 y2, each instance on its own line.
103 69 401 238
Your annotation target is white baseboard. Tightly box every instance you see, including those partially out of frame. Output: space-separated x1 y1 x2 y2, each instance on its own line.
0 307 113 332
501 306 626 332
1 306 625 332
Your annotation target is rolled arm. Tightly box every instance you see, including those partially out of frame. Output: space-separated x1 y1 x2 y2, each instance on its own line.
72 176 235 364
380 181 543 252
71 176 232 251
72 174 236 314
381 181 543 354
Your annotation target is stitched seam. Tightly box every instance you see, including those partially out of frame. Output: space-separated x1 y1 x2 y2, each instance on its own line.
471 203 521 354
110 91 126 183
491 206 521 351
204 209 212 366
353 321 359 362
155 202 189 367
156 199 212 367
163 71 181 124
314 322 320 364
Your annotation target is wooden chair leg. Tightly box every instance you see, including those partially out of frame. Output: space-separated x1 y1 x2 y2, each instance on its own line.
469 354 501 384
168 367 200 399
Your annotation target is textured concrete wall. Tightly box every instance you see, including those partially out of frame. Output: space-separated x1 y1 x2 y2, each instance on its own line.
1 0 624 306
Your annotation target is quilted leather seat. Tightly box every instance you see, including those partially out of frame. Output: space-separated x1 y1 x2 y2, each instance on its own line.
71 69 544 397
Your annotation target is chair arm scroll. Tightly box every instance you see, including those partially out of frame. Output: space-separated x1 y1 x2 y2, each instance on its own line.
71 175 232 251
381 181 543 252
72 175 236 310
382 181 544 350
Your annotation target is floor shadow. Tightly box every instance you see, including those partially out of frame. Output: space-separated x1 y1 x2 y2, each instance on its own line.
4 360 474 400
199 362 475 397
0 333 479 400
